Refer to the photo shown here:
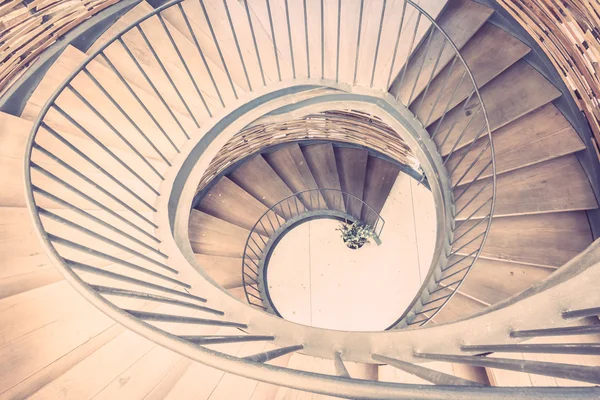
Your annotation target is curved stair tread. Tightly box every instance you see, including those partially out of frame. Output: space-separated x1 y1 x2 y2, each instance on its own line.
432 60 562 156
196 176 271 235
0 207 63 299
413 22 530 122
262 143 325 210
428 288 488 324
391 0 493 101
453 257 554 306
189 209 266 258
21 46 189 160
159 0 257 92
91 343 185 400
446 103 586 184
453 211 593 268
335 146 369 219
26 323 176 400
301 143 344 212
161 326 270 399
454 155 598 219
241 0 296 82
354 0 400 87
370 0 446 90
193 253 243 290
362 155 400 224
88 1 232 118
228 154 298 218
0 282 115 393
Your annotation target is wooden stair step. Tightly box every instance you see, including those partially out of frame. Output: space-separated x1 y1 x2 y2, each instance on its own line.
391 0 493 102
0 207 66 299
160 0 259 92
142 358 193 400
207 340 272 399
2 320 125 399
361 155 400 224
228 154 297 218
413 23 530 124
0 284 115 393
39 207 162 264
88 1 229 120
334 146 369 219
31 127 163 208
432 60 562 156
242 0 296 82
301 143 344 211
21 45 186 162
353 0 391 87
0 111 166 214
189 209 254 258
446 103 586 184
91 342 184 400
193 253 243 289
455 155 598 219
430 288 488 324
27 327 154 399
223 0 289 84
263 143 325 210
161 327 267 399
196 176 271 234
453 212 593 268
485 319 600 387
371 0 446 90
453 257 554 306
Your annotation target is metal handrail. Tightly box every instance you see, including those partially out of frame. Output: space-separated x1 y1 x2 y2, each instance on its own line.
17 0 510 397
391 0 496 326
240 188 385 311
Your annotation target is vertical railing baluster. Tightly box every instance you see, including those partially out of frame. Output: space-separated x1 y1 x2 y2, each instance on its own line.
320 0 324 79
283 0 296 79
439 106 482 152
396 12 421 100
136 25 200 127
199 0 238 99
243 0 266 86
68 79 167 178
97 52 178 154
178 3 225 107
430 69 467 139
335 0 341 82
352 0 365 85
266 211 277 234
417 39 447 112
81 69 172 169
265 0 282 81
117 37 190 141
223 0 252 91
294 195 300 216
158 13 211 121
424 55 457 126
49 105 160 199
406 27 435 105
303 0 310 78
287 199 293 220
370 0 387 88
386 0 407 89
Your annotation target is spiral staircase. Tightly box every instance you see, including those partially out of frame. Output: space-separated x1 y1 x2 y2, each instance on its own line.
1 0 600 398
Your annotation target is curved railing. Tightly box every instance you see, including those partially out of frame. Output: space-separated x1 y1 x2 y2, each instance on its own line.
24 0 587 397
241 188 385 312
388 0 497 326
